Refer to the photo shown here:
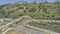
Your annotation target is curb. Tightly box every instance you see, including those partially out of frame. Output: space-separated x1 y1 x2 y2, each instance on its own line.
23 23 60 34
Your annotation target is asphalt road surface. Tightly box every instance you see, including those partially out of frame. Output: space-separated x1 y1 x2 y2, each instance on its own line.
13 26 47 34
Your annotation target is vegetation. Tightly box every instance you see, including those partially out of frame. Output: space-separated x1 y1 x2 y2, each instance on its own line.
0 2 60 20
0 0 60 34
29 22 60 33
4 19 12 22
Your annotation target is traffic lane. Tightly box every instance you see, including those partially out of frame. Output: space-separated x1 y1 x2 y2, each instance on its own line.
13 26 46 34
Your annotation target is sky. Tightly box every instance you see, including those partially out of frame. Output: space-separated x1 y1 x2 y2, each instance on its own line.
0 0 59 5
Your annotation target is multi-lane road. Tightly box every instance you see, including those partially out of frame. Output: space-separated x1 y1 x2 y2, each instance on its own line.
0 15 60 34
13 25 47 34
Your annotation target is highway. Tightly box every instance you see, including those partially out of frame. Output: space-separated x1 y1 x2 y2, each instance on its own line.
0 15 60 34
13 25 47 34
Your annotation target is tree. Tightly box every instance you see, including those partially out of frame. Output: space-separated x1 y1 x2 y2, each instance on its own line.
56 0 60 5
56 0 60 15
57 0 59 2
38 2 41 8
45 0 48 3
24 1 28 15
43 7 47 12
42 0 43 3
33 1 37 4
24 1 27 6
